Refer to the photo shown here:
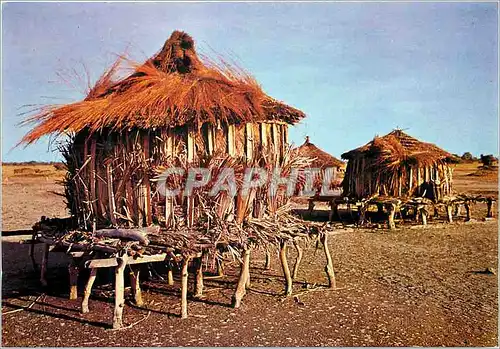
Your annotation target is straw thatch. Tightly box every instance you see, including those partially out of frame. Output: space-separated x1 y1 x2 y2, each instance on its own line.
20 31 308 229
21 31 305 144
295 136 344 170
341 130 459 200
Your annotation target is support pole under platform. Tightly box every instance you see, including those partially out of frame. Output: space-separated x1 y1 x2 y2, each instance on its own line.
113 254 128 329
232 248 251 308
320 233 336 289
279 241 293 296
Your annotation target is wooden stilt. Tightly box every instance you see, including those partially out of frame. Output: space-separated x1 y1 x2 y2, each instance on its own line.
386 203 396 230
464 203 471 222
194 257 204 298
446 205 453 223
454 204 462 217
40 243 49 287
113 255 128 329
264 250 271 270
292 240 303 279
181 256 191 319
320 233 336 289
129 265 143 306
418 206 427 226
308 200 315 216
486 198 494 218
82 268 97 313
279 241 293 296
167 267 174 286
245 263 251 289
68 262 79 300
232 248 250 308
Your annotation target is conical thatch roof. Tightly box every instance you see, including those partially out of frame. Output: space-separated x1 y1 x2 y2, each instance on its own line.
341 129 459 168
21 31 305 144
296 136 344 168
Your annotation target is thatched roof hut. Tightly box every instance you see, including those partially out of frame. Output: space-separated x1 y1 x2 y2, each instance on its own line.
22 31 306 228
296 136 344 171
341 130 459 201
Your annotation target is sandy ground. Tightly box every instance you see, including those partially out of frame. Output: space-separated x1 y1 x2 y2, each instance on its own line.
1 163 498 347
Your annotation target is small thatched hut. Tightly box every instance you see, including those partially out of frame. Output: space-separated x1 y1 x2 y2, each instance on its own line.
22 31 305 228
296 136 344 172
295 136 344 191
341 130 459 201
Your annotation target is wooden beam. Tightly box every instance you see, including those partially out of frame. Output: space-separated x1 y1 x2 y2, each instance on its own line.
85 254 168 269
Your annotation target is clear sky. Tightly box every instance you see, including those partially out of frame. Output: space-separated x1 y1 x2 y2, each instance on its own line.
2 2 498 162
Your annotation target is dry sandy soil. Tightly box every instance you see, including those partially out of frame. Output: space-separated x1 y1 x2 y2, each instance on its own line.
1 162 498 347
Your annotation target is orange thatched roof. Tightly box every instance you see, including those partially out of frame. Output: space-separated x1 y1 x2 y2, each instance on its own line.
296 136 344 169
341 129 459 168
21 31 305 144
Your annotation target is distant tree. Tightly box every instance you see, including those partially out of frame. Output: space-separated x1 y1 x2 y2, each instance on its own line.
461 152 474 161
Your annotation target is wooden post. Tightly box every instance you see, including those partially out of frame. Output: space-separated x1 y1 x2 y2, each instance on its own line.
418 206 427 226
113 254 128 329
409 167 413 194
181 256 191 319
129 265 143 306
227 124 235 156
486 198 494 218
106 164 118 226
416 167 421 195
454 204 462 217
464 203 471 221
90 139 98 222
264 250 271 270
81 268 97 313
194 257 204 298
320 233 336 289
186 196 195 227
386 203 396 230
68 262 79 300
187 126 195 162
167 265 174 286
232 248 250 308
292 240 303 279
245 123 253 160
308 199 315 216
40 243 49 287
207 125 214 155
446 204 453 223
279 241 293 296
358 203 367 225
260 123 268 149
245 263 251 289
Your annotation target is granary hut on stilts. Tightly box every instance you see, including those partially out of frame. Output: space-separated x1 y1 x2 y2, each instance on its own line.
295 136 345 217
21 31 344 328
340 130 463 229
341 129 458 202
22 30 306 230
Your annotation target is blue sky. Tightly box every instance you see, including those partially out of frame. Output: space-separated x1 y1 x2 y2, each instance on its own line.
2 2 498 162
